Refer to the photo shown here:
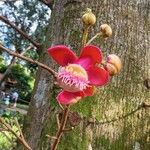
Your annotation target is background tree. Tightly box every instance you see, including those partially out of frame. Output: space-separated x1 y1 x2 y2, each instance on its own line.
0 0 149 150
20 0 149 149
0 0 49 101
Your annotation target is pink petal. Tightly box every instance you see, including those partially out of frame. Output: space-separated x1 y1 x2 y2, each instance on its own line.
74 57 93 69
87 66 109 86
47 45 78 66
79 45 102 65
57 91 82 105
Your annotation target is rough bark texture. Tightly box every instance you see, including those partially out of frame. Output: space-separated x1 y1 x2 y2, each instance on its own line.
17 0 150 149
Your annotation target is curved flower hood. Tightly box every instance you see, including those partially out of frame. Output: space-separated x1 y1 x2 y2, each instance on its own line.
48 45 109 105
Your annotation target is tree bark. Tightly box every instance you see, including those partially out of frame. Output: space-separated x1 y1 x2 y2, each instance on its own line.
0 56 16 86
17 0 150 149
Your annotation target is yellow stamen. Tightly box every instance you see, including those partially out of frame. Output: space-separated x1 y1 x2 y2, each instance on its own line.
66 64 88 80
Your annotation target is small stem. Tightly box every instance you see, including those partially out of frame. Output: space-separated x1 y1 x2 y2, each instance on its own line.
0 44 57 78
86 33 101 45
39 0 53 8
58 102 64 110
0 117 32 150
51 105 70 150
56 114 60 129
0 16 40 48
0 45 32 84
86 102 150 126
46 135 57 139
14 118 24 138
81 26 90 47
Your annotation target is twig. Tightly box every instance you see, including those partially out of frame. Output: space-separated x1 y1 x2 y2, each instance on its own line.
14 118 24 139
0 16 41 48
86 102 150 125
56 114 60 129
0 44 57 78
0 117 32 150
0 0 17 2
21 45 35 56
0 45 33 84
86 33 101 45
0 128 8 132
142 102 150 108
46 135 57 139
58 102 64 110
0 45 33 85
51 105 70 150
62 127 74 132
39 0 53 9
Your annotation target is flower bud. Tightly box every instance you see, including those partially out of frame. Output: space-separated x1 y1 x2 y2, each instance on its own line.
106 54 122 76
100 24 112 38
82 8 96 26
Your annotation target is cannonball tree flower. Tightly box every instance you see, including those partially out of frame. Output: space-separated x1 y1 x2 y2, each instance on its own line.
47 45 109 105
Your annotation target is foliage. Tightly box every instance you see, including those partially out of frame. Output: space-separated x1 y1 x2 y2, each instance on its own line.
0 0 50 49
0 110 24 150
24 49 39 75
10 64 35 101
0 57 34 102
0 56 7 73
0 133 14 150
0 0 50 102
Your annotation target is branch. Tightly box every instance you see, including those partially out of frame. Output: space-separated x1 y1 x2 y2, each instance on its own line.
0 44 57 77
14 118 24 140
0 117 32 150
0 0 18 2
86 102 150 125
0 45 38 85
39 0 54 9
86 33 102 45
21 45 35 56
51 106 70 150
0 16 41 48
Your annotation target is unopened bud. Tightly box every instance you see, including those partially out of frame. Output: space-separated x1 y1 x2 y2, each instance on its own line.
100 24 112 38
106 54 122 76
82 8 96 26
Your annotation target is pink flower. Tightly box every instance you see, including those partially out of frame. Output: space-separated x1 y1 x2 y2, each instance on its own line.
48 45 109 105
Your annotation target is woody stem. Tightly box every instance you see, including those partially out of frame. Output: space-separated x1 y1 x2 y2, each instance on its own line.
51 105 70 150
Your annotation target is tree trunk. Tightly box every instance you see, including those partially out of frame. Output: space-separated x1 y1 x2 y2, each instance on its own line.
0 56 16 87
17 0 150 149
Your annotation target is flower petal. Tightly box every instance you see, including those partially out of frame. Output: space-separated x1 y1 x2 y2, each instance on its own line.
87 66 109 86
79 45 102 65
74 57 93 69
83 86 95 96
47 45 78 66
57 91 82 105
